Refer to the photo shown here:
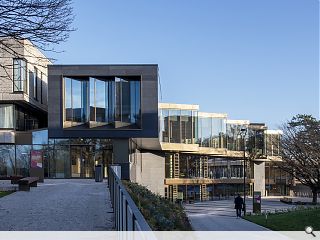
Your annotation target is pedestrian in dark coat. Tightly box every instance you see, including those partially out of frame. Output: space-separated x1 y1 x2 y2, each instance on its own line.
234 194 244 218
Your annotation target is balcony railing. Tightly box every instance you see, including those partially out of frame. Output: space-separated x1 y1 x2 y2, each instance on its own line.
108 165 152 231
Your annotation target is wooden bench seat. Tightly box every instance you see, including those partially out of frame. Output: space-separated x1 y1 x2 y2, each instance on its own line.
18 177 39 191
0 175 24 184
280 197 293 204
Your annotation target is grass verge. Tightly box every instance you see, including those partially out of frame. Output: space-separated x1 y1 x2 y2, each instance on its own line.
123 181 192 231
0 191 14 198
244 207 320 231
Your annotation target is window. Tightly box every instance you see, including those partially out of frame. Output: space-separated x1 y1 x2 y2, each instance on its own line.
13 59 27 92
40 72 43 104
89 77 114 126
115 77 141 127
64 76 141 129
33 67 38 100
0 104 14 129
64 77 88 127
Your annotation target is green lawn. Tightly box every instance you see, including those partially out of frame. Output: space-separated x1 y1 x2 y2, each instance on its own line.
0 191 14 198
244 208 320 231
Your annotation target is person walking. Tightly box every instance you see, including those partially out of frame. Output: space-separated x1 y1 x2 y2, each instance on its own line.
234 194 244 218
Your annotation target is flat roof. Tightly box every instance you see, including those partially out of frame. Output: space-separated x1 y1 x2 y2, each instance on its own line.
226 119 250 125
159 103 199 110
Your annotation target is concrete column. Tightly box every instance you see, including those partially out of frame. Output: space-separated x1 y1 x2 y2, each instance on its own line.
112 139 130 180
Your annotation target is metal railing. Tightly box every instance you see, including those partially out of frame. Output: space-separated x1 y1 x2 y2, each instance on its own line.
108 165 152 231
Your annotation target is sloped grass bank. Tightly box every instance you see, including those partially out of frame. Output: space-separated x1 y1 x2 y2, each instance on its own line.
123 181 192 231
244 207 320 231
0 191 14 198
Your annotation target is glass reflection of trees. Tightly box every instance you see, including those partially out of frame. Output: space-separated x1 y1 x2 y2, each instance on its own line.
175 155 245 180
64 76 141 129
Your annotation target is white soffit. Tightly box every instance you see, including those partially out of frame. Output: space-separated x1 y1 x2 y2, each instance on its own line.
158 103 199 111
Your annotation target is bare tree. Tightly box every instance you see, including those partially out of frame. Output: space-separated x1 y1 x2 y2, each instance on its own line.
278 114 320 203
0 0 74 76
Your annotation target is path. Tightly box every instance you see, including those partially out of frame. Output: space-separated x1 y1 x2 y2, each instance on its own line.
185 198 296 231
0 179 113 230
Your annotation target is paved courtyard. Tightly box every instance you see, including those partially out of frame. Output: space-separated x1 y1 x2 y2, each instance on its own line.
185 198 298 231
0 179 114 231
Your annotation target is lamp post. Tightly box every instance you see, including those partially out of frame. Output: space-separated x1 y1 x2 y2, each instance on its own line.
239 128 247 216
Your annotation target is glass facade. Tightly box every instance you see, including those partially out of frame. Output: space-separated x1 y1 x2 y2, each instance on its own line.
0 104 40 130
13 59 27 92
226 123 248 151
0 104 14 129
64 77 88 126
159 109 198 144
247 125 266 157
197 115 226 148
0 145 15 176
64 76 141 129
265 133 281 156
33 67 38 100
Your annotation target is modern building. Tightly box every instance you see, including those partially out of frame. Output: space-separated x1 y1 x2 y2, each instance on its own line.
132 103 288 200
0 38 50 177
47 64 159 180
0 38 300 201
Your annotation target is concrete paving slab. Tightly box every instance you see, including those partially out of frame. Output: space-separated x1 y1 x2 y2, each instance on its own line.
185 198 297 231
0 179 114 231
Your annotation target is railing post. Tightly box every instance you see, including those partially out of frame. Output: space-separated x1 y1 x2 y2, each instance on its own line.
108 166 152 231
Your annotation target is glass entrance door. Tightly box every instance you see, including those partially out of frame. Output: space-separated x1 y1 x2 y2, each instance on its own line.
71 145 95 178
70 144 112 178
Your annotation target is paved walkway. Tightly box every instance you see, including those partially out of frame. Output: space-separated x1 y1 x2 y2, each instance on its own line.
185 198 297 231
0 179 114 231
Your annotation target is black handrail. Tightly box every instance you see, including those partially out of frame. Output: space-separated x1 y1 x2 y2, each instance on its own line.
108 165 152 231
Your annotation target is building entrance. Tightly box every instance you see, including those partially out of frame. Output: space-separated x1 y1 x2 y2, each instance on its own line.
70 145 113 178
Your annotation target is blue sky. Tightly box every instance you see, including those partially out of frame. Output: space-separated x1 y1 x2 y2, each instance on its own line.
49 0 319 129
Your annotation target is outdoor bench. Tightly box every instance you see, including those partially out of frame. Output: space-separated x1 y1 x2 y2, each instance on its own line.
18 177 39 191
0 175 24 184
280 197 293 204
10 175 24 184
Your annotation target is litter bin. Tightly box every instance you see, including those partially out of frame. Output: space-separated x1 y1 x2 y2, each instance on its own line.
95 164 103 182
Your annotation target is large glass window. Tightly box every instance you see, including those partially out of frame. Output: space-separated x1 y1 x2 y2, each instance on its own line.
265 133 281 156
15 104 39 131
199 117 211 147
226 123 247 151
64 77 88 127
212 118 226 148
247 127 265 157
115 77 141 127
89 77 113 127
0 145 15 176
65 78 72 121
33 67 38 100
13 59 27 92
169 109 180 143
160 109 169 142
32 130 48 145
0 104 14 129
159 109 198 144
181 110 192 144
64 76 141 129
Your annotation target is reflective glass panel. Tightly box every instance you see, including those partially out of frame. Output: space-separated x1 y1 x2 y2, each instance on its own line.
32 130 48 145
0 104 14 129
95 79 106 122
13 59 27 92
169 109 180 143
212 118 226 148
181 110 192 144
65 78 72 121
200 117 211 147
0 145 15 175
